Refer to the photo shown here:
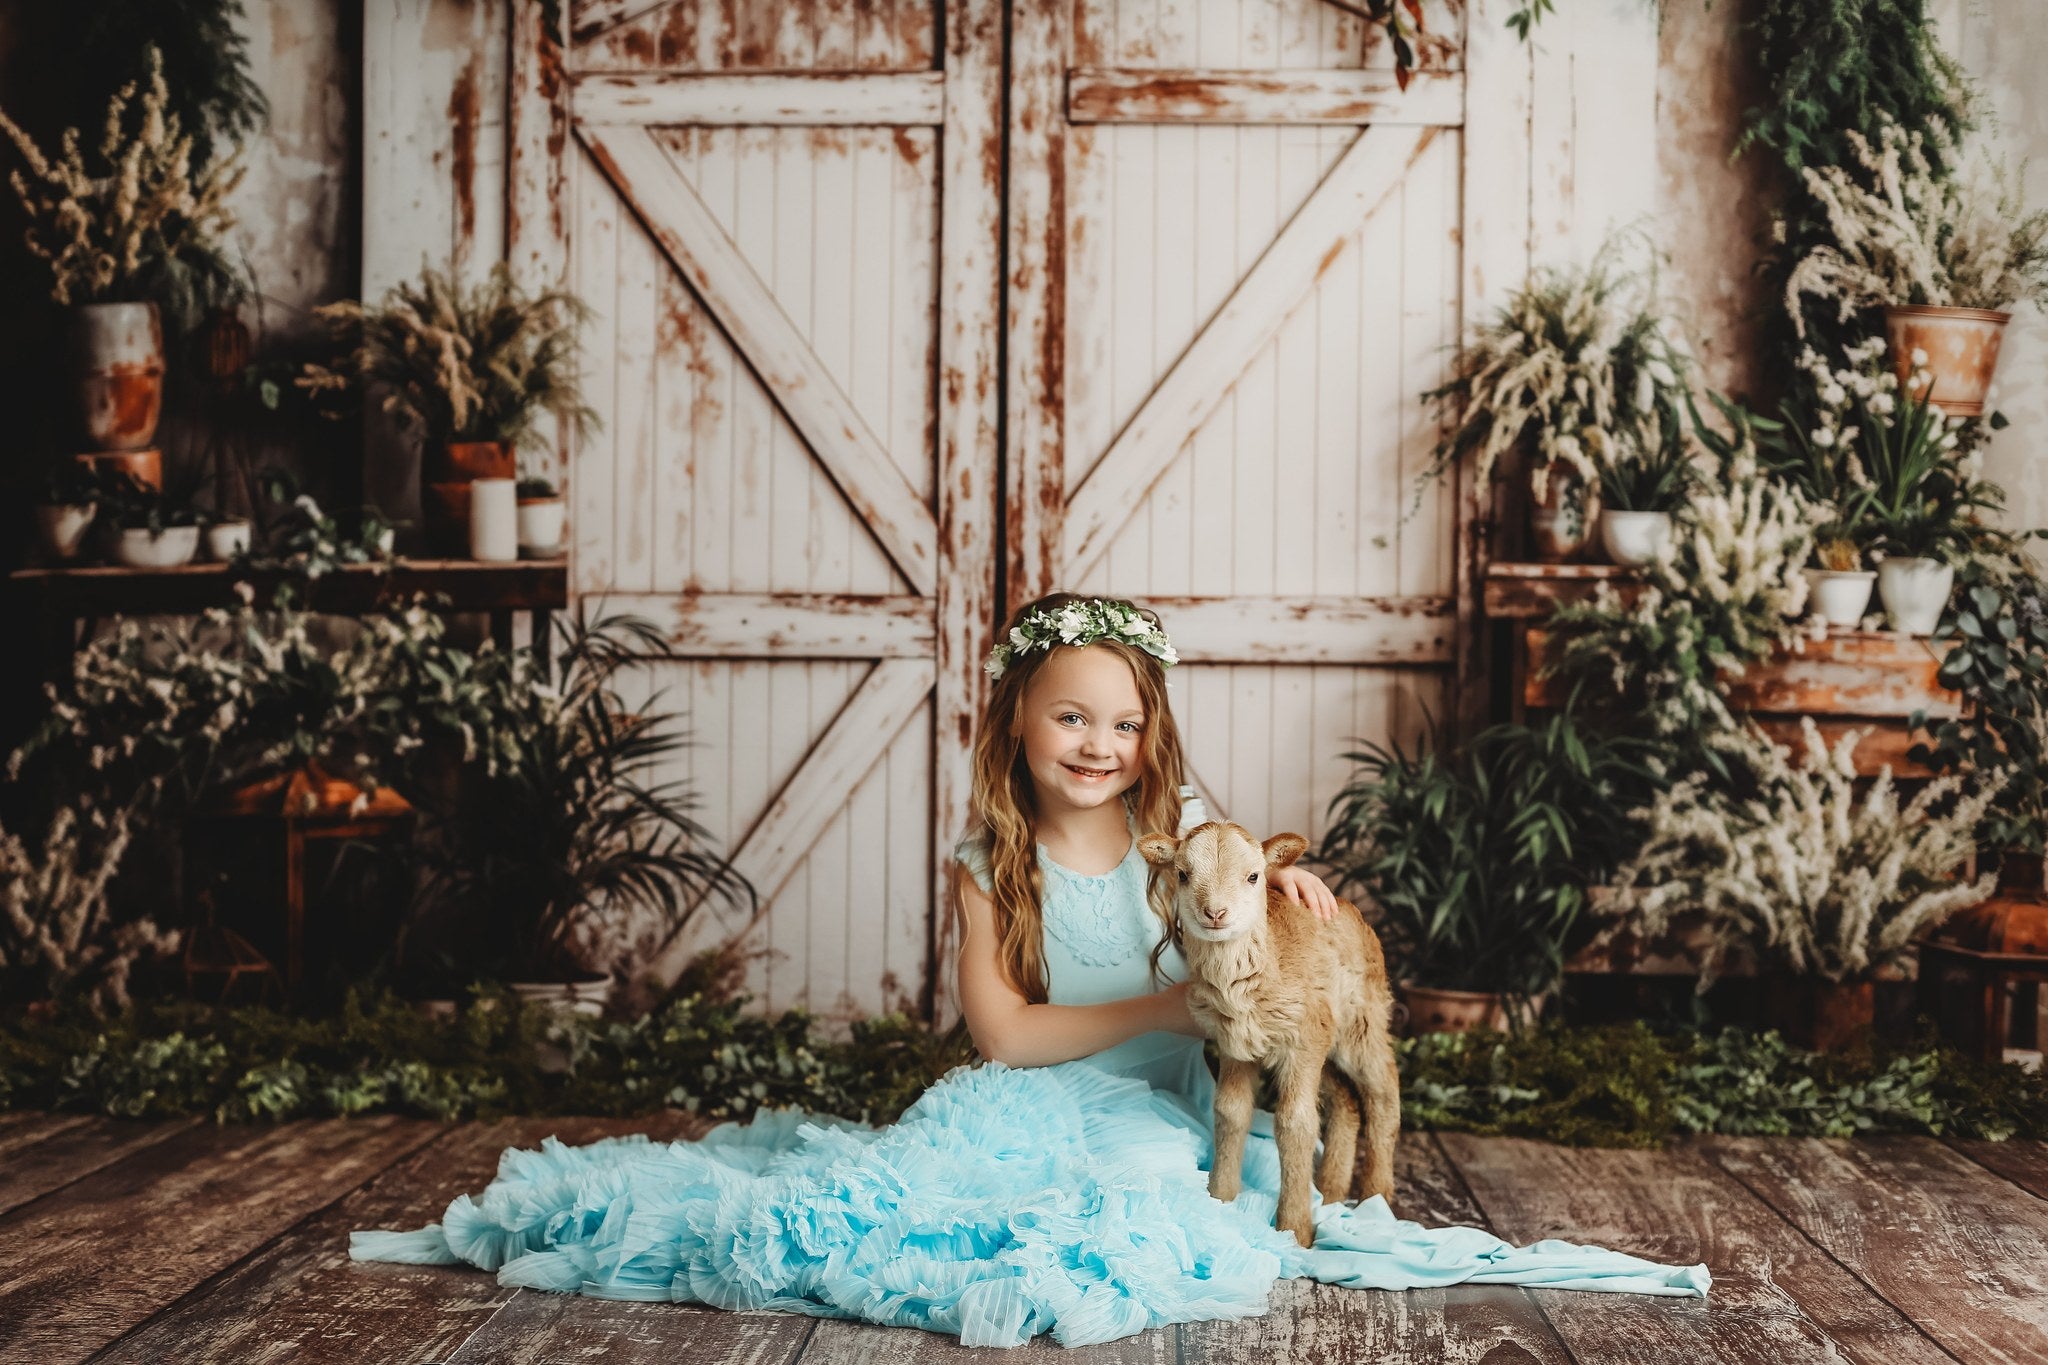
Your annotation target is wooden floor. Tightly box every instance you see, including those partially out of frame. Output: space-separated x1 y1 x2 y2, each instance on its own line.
2 1110 2045 1364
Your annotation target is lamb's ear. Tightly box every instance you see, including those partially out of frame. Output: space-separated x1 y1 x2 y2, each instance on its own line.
1136 833 1181 867
1261 832 1309 871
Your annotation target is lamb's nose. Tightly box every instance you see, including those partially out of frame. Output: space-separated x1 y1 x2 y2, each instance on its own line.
1202 906 1226 926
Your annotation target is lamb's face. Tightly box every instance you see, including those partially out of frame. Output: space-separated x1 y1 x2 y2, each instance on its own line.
1138 823 1307 943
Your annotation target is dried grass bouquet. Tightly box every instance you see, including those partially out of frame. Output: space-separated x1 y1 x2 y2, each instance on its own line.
299 263 598 453
1421 237 1690 509
1786 113 2048 336
0 46 243 324
1608 719 1999 987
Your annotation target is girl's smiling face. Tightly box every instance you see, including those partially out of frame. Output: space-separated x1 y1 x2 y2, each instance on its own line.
1014 645 1146 814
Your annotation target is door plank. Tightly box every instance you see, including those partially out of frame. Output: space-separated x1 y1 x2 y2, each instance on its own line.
0 1116 438 1365
1947 1137 2048 1203
578 123 939 596
1703 1135 2048 1365
1177 1133 1572 1365
1060 124 1437 583
0 1116 202 1219
572 72 947 126
1439 1134 1956 1365
1068 68 1465 127
88 1115 708 1365
634 656 936 999
604 591 934 658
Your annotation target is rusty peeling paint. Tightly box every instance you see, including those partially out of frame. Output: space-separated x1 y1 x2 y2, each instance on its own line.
448 52 481 248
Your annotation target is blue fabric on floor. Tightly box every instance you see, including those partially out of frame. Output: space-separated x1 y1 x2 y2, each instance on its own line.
352 821 1708 1345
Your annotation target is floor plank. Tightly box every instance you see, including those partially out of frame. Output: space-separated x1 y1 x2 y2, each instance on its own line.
1169 1133 1572 1365
1703 1135 2048 1365
0 1116 203 1219
1947 1137 2048 1202
1440 1134 1957 1365
86 1115 699 1365
0 1111 94 1156
0 1116 439 1365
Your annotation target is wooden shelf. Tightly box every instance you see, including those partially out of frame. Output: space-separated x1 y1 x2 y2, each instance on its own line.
7 558 569 616
1483 562 1642 619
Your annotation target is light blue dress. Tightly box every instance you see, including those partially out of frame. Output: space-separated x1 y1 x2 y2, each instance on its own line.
350 822 1710 1347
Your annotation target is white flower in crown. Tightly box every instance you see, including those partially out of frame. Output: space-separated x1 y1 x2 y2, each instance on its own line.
984 599 1179 680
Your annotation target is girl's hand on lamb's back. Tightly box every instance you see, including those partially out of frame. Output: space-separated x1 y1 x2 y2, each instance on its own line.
1271 865 1338 922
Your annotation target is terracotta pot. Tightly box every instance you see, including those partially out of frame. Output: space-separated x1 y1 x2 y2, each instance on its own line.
423 440 516 555
1400 985 1547 1036
66 301 164 450
1765 976 1875 1053
1885 305 2010 417
76 448 162 492
1529 465 1599 563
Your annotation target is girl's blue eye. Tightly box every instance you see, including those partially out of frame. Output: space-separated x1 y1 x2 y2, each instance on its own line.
1059 713 1083 725
1117 721 1141 733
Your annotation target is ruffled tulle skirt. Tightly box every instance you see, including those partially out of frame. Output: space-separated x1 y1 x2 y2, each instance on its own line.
351 1059 1709 1348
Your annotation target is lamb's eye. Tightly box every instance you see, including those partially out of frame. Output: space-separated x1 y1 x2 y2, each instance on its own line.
1247 872 1259 884
1177 869 1187 884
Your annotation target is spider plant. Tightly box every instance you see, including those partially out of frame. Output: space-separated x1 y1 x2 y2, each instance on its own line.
1857 385 2001 564
1596 405 1702 513
413 613 754 984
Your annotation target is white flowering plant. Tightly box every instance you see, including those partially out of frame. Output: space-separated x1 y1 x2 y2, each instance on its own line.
0 46 244 325
1551 402 1827 743
1421 239 1691 517
1608 719 1999 987
984 598 1177 680
1786 113 2048 336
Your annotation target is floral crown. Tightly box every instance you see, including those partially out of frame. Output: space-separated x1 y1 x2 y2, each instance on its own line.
984 599 1179 681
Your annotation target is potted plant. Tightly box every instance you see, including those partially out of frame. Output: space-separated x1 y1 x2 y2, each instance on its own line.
409 614 754 1012
33 459 106 563
1422 240 1689 563
100 474 201 569
1319 714 1656 1033
1855 364 1998 636
0 47 243 450
515 476 566 557
1594 405 1698 566
300 264 597 556
1787 114 2048 416
1610 719 1998 1051
1753 342 1886 628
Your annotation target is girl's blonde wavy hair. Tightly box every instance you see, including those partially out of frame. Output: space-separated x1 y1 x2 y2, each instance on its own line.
964 592 1188 1003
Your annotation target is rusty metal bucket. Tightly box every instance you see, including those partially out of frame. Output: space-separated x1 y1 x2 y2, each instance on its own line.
67 301 165 450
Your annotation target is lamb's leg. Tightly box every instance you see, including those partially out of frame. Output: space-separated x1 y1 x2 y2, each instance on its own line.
1350 1022 1401 1209
1273 1049 1324 1249
1208 1055 1259 1205
1316 1065 1360 1203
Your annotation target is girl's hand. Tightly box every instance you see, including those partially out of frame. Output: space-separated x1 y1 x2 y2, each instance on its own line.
1271 865 1340 923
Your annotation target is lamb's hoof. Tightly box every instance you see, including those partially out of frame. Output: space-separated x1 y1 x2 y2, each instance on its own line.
1208 1172 1241 1204
1279 1217 1314 1250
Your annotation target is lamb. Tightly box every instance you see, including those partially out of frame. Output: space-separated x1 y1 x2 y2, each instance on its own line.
1137 821 1399 1249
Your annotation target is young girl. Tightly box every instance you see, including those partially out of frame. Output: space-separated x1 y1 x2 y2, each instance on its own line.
353 594 1709 1348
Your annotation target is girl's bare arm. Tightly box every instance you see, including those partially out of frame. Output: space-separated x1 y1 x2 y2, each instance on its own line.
951 864 1205 1067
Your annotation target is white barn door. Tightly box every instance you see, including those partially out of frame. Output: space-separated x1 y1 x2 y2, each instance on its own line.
999 0 1514 983
509 0 1000 1021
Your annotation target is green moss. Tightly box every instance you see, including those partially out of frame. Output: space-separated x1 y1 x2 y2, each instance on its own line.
4 997 2041 1144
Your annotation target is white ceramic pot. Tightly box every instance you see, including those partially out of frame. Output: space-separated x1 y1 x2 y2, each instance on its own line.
205 520 252 561
1802 568 1877 629
517 497 566 556
113 524 199 569
34 503 96 561
1599 510 1672 567
1877 556 1955 636
468 477 517 562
